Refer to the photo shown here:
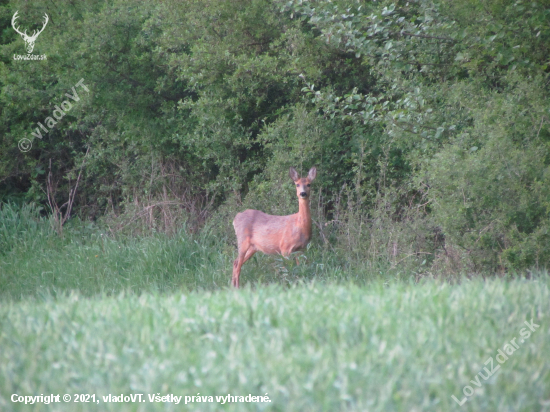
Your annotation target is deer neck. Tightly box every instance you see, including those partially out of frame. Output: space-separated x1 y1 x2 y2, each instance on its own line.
297 197 312 239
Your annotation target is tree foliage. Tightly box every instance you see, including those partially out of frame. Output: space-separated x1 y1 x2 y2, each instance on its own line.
1 0 549 272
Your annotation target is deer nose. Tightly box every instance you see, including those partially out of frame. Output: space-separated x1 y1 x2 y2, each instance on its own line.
300 191 307 197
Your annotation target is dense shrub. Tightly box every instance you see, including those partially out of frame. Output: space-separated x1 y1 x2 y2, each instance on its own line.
1 0 549 273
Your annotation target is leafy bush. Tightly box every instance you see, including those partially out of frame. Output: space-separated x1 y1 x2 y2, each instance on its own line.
424 75 550 270
1 0 549 273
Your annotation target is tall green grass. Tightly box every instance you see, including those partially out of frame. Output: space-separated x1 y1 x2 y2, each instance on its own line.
0 203 402 300
0 277 549 411
0 203 228 298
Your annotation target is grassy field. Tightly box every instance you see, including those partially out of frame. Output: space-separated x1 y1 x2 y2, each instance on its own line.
1 278 549 412
1 205 549 411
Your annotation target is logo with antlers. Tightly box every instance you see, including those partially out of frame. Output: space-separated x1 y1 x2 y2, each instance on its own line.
12 11 49 54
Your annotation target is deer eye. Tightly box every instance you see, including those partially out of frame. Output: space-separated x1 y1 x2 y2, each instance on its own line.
307 184 310 187
296 184 299 187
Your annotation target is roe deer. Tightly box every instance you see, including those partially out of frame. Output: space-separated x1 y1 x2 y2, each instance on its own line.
232 167 317 288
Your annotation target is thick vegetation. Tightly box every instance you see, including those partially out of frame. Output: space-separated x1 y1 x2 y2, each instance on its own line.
1 0 549 274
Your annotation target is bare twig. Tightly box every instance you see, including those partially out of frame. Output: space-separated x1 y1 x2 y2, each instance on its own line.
391 251 433 268
401 31 455 42
46 146 90 236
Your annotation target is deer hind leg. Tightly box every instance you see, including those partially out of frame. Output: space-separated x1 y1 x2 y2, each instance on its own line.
232 242 256 288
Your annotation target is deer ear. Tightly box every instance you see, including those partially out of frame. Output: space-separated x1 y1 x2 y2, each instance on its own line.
289 167 299 181
307 167 317 181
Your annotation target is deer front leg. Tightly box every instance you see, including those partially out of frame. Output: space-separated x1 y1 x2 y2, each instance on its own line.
232 246 256 288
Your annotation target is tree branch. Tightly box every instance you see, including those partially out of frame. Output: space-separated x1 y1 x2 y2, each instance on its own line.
401 31 456 42
105 62 183 102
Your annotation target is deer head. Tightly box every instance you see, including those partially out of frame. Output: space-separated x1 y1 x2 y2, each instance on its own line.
12 11 49 54
290 167 317 200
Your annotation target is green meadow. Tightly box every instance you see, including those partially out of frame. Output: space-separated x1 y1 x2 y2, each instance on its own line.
1 206 549 412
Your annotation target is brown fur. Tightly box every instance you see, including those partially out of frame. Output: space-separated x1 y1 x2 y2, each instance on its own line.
231 167 317 287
